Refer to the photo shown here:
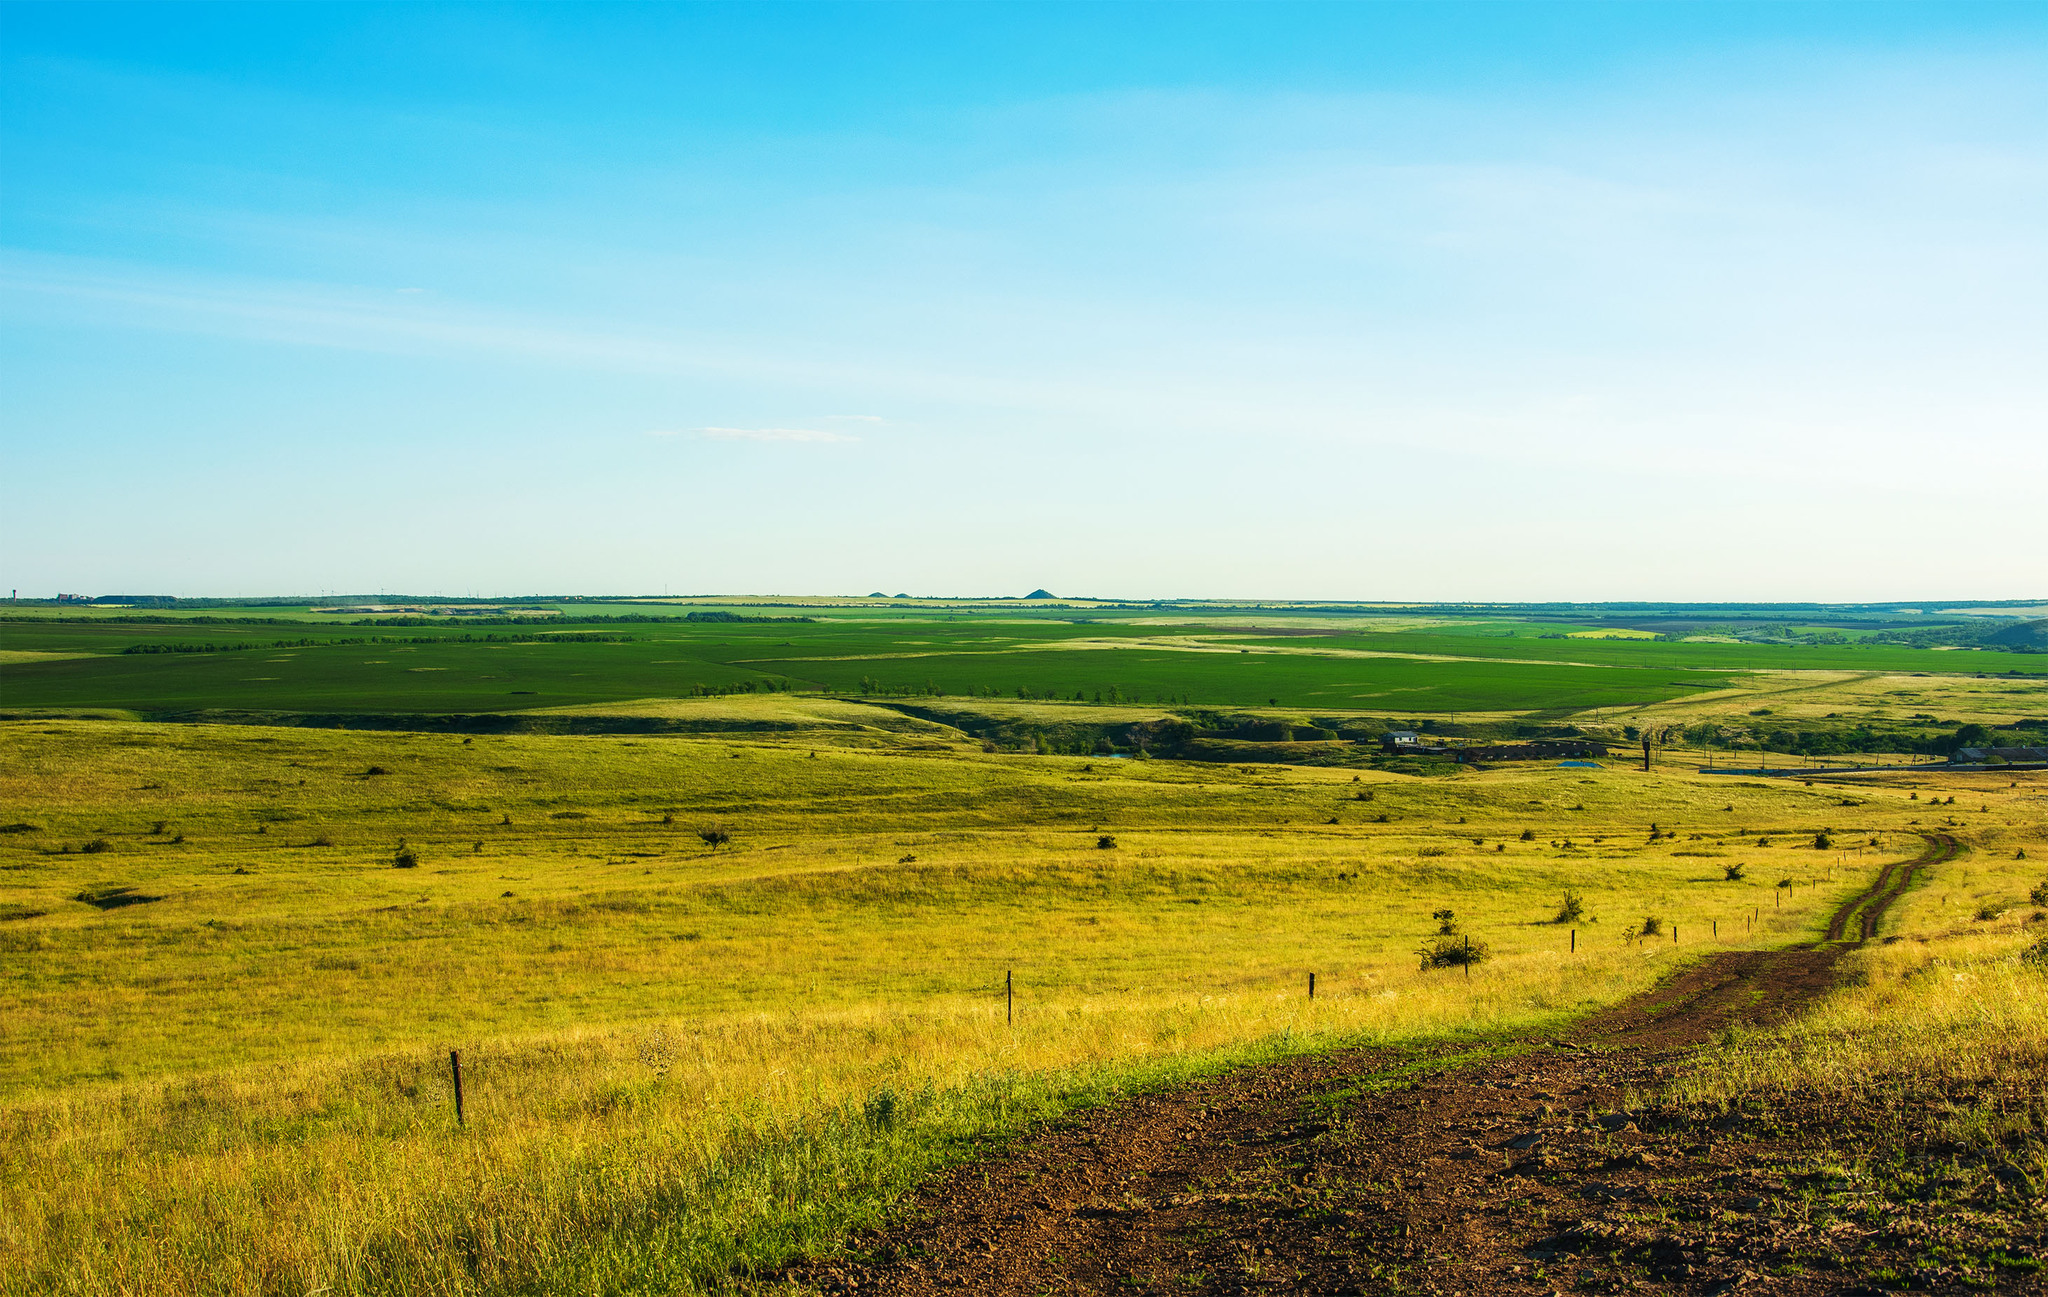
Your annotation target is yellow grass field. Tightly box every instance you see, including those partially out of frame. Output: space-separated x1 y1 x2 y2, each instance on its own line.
1 718 2041 1295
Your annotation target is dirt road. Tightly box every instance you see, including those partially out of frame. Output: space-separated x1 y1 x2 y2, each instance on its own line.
784 833 2045 1295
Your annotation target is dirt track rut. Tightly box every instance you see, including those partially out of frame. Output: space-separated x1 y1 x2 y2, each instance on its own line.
784 834 2031 1296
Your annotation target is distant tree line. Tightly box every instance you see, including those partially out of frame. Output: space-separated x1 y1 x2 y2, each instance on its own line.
1678 718 2047 758
685 678 800 696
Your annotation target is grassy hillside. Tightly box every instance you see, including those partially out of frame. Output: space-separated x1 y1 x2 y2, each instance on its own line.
4 717 2040 1295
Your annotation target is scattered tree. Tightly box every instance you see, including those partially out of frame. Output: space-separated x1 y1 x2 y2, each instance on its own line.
1725 862 1747 881
1432 907 1459 935
698 827 731 850
1554 890 1585 924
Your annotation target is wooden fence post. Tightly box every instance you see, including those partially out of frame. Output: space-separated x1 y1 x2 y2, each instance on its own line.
450 1050 465 1128
1308 971 1316 1001
1006 969 1013 1025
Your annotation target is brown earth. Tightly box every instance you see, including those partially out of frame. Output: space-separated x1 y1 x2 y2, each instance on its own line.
779 832 2048 1295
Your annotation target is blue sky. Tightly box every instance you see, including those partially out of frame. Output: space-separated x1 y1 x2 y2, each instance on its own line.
3 2 2044 601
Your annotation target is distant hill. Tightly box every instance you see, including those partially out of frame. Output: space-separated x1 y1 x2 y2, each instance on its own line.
1025 589 1056 600
1986 619 2048 650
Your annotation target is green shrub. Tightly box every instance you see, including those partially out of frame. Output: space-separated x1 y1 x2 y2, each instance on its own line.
1417 936 1490 969
1553 890 1584 924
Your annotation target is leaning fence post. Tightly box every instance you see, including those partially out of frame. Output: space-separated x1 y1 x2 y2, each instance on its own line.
450 1050 465 1128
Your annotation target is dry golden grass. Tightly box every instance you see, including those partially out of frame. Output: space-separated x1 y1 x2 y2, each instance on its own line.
1 720 2039 1295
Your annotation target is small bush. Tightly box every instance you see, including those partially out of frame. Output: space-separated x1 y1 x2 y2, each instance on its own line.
1725 862 1747 881
81 838 112 854
863 1088 900 1130
698 828 731 850
311 834 334 847
365 766 389 777
1432 907 1458 935
150 821 168 835
1975 903 2005 922
1418 846 1446 857
393 847 419 869
1554 890 1584 924
2029 880 2047 906
1519 828 1535 841
1813 832 1833 850
1639 915 1664 938
1417 936 1490 969
2021 938 2048 968
1097 835 1118 850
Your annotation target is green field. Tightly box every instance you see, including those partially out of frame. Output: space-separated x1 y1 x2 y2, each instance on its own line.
6 601 2040 721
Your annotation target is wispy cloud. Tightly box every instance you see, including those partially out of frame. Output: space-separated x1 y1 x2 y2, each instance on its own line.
657 425 861 444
